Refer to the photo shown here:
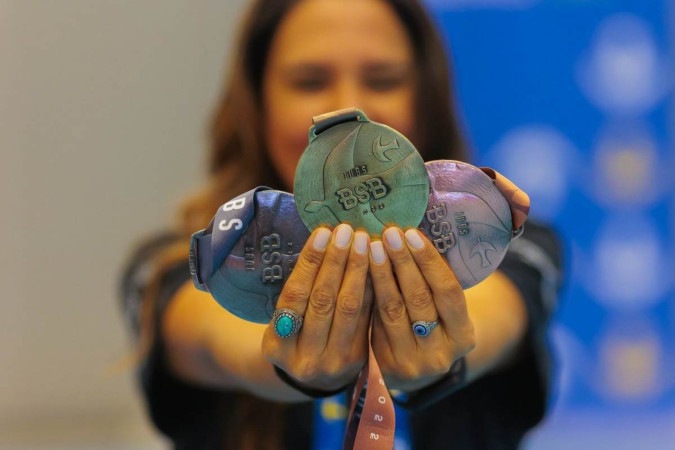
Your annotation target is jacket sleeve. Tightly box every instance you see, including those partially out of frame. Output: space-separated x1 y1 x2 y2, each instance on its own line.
118 233 236 448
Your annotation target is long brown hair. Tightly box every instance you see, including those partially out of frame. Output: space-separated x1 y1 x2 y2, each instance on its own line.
140 0 468 448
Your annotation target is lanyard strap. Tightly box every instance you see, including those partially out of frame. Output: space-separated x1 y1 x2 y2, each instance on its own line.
343 326 396 450
313 391 412 450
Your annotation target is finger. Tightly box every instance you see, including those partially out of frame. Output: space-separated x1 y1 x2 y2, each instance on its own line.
275 227 332 318
402 228 470 332
356 274 375 338
325 230 371 364
299 224 354 353
368 239 416 352
382 227 440 331
347 274 375 361
267 227 331 359
370 309 396 370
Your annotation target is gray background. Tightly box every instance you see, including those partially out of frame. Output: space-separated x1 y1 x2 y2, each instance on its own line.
1 1 246 447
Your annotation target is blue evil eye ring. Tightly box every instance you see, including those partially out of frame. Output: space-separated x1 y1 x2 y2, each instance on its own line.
272 308 304 339
412 320 439 337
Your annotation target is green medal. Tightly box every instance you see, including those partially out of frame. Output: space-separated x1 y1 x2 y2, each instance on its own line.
294 108 429 236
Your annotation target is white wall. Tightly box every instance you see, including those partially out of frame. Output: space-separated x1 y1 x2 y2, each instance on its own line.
0 1 247 447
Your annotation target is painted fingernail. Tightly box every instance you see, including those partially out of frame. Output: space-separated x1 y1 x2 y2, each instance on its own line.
370 241 386 264
384 228 403 250
334 224 353 249
313 228 331 250
405 229 425 250
353 231 368 255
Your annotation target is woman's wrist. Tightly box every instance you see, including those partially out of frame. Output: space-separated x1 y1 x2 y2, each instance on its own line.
273 365 352 398
393 357 467 412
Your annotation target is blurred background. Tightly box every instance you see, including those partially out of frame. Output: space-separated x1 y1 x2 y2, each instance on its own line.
1 0 673 449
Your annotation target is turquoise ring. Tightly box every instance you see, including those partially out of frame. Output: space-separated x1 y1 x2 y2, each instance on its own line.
412 320 439 337
272 308 304 339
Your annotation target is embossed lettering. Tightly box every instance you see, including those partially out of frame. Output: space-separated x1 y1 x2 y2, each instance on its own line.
245 246 255 271
431 221 452 236
433 234 457 253
425 204 447 223
335 177 389 210
261 250 281 265
342 165 368 180
365 178 387 199
455 212 469 235
354 183 370 203
260 233 283 283
260 233 281 252
336 188 358 209
426 203 456 252
262 266 283 283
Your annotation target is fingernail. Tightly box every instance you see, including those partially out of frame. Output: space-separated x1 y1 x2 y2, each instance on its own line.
384 228 403 250
353 231 368 255
334 224 353 249
405 229 425 250
370 241 386 264
313 228 331 250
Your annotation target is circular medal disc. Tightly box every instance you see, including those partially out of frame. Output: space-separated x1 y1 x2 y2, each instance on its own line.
208 190 310 323
294 117 429 236
419 160 513 289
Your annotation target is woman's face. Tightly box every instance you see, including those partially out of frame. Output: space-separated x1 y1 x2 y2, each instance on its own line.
262 0 416 190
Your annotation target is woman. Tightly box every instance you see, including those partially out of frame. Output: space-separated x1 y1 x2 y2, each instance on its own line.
120 0 563 448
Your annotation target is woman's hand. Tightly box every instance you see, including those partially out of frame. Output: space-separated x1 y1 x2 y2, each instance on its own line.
369 227 476 392
262 224 373 393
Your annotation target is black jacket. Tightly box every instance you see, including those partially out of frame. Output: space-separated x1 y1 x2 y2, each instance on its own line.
120 222 563 449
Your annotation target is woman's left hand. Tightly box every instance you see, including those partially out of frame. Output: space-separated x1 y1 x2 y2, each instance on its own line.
369 227 476 392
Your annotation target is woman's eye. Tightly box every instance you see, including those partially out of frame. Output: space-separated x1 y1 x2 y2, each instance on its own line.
290 77 328 92
365 75 406 92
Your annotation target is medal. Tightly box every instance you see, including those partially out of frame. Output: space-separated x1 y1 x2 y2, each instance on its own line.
189 114 531 324
190 188 310 323
420 160 514 289
294 108 429 237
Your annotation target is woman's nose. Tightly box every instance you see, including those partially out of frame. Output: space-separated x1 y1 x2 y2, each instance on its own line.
330 79 367 112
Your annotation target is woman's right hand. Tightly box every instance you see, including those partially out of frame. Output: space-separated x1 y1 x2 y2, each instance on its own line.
262 224 373 393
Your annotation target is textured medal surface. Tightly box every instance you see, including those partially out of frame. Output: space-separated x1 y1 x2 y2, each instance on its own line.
419 161 513 289
210 191 310 323
294 120 429 236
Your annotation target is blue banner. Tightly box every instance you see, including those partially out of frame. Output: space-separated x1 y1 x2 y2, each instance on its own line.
427 1 675 448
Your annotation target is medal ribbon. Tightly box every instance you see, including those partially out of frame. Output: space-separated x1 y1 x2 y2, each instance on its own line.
343 326 395 450
190 186 271 292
